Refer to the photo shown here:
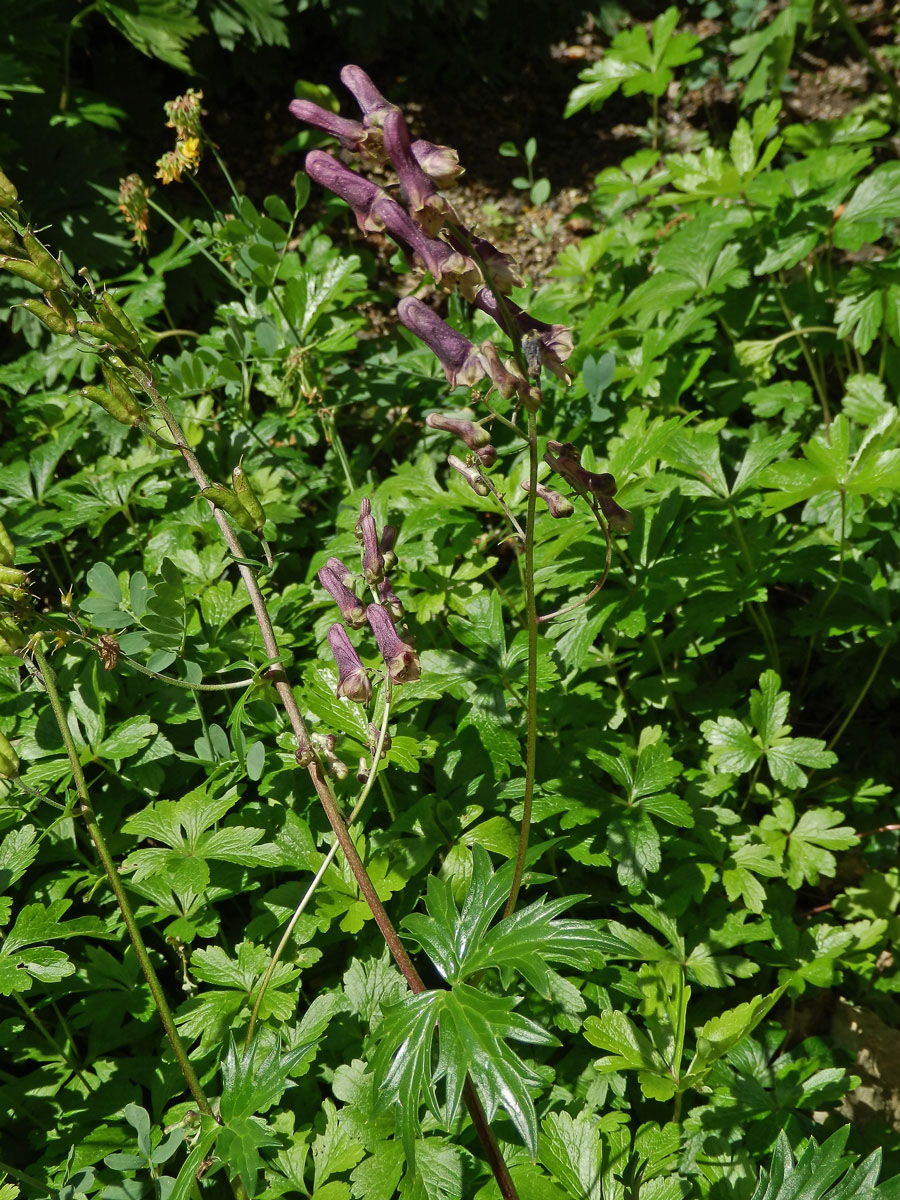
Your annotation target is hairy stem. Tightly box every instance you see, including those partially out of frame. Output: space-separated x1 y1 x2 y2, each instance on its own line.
30 646 212 1116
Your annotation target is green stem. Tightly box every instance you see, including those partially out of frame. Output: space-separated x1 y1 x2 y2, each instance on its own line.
826 640 890 753
30 646 212 1116
321 410 356 491
504 409 539 919
245 681 393 1049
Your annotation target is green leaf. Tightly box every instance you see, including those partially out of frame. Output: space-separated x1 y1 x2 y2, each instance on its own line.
539 1110 603 1200
834 162 900 249
683 985 786 1085
97 717 158 760
760 799 857 888
96 0 204 72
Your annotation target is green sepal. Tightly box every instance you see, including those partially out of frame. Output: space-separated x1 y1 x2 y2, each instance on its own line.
231 461 266 530
3 257 59 291
19 298 68 334
200 485 258 531
23 231 63 289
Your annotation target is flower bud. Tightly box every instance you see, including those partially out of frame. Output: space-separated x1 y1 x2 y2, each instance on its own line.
521 480 574 518
377 576 403 622
327 623 373 704
81 385 140 426
318 566 366 629
23 231 63 290
479 341 527 401
199 484 258 531
379 526 398 573
366 603 420 684
596 495 634 534
426 411 491 450
411 139 463 188
295 737 316 768
383 109 453 237
231 461 266 531
326 557 355 588
17 298 68 333
397 297 486 388
0 522 14 568
475 444 497 468
340 65 399 130
329 758 349 781
367 721 392 757
0 729 19 778
447 454 490 497
356 757 370 785
357 499 384 584
544 440 616 498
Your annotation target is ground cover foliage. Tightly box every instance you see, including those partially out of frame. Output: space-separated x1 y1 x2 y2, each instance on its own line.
2 2 900 1198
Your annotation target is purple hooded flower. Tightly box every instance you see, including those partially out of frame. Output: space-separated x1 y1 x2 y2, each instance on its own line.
473 289 574 382
479 341 527 401
383 109 453 237
447 454 490 497
326 556 355 588
289 100 382 160
475 444 497 468
327 623 372 704
411 139 463 188
445 234 522 295
357 498 384 584
372 195 476 291
521 480 574 518
340 65 398 129
397 297 486 388
366 603 420 684
318 565 366 629
426 411 491 450
544 440 616 497
304 151 384 233
596 496 634 534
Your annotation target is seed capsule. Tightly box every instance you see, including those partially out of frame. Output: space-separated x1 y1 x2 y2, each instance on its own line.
0 729 19 778
199 485 258 531
0 169 18 210
0 616 24 654
101 292 141 349
45 289 78 332
18 298 68 333
23 232 63 289
231 461 266 531
76 321 133 351
81 385 139 426
0 565 27 588
0 521 14 567
100 363 142 419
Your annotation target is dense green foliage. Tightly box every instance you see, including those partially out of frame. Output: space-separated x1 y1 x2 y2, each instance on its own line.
2 3 900 1198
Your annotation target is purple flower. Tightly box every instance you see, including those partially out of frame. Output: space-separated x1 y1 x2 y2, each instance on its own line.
326 556 355 588
473 289 574 382
366 603 420 684
447 454 490 497
289 100 375 157
383 110 453 237
372 195 476 291
318 565 366 629
411 139 463 188
596 495 634 534
544 440 616 497
521 480 574 518
426 411 491 450
340 65 398 129
327 623 373 704
304 151 384 233
397 297 486 388
478 341 527 401
475 444 497 468
357 498 384 584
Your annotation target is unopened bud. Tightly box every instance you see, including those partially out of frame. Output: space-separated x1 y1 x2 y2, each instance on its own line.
231 461 266 531
367 722 391 758
522 480 574 518
447 454 490 497
356 757 370 785
199 485 258 531
475 444 496 468
426 411 491 450
357 498 384 584
379 526 398 573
